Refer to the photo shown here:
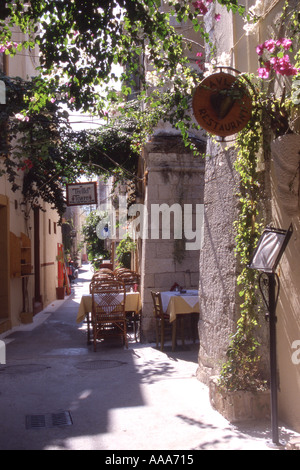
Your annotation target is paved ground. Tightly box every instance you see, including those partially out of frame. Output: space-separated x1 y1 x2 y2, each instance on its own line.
0 264 299 452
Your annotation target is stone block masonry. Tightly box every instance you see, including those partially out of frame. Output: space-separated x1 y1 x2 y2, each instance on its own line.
140 136 205 342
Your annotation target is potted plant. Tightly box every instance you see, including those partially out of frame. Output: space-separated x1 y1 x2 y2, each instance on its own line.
56 286 65 300
209 377 270 423
115 235 136 269
209 305 270 423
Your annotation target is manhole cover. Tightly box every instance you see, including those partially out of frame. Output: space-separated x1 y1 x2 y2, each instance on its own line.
26 411 73 429
75 360 126 370
0 364 49 375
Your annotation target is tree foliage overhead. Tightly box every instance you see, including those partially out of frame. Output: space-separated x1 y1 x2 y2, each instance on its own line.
1 0 186 112
0 0 249 217
0 73 140 218
0 0 246 113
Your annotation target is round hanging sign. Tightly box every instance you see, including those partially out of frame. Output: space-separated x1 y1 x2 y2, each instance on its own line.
192 72 252 137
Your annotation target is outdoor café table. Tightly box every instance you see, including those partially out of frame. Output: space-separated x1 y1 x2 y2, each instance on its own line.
160 290 200 323
160 290 200 348
76 291 142 324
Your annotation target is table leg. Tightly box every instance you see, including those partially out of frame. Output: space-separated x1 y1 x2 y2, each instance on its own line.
192 313 199 343
180 315 185 347
172 320 177 351
161 317 165 351
86 312 92 345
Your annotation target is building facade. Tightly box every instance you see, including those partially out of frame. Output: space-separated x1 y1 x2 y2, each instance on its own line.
0 30 63 333
196 0 300 432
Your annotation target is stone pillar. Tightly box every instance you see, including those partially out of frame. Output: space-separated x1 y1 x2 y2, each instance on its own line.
197 141 240 384
140 136 205 342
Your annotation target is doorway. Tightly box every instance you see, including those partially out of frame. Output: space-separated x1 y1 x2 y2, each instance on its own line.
33 207 43 314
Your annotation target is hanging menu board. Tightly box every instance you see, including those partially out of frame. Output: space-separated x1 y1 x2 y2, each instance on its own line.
66 182 98 206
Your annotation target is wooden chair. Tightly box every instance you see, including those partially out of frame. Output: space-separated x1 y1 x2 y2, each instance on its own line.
151 291 176 352
85 276 115 344
116 271 140 291
97 268 114 274
90 275 114 292
93 269 114 280
92 273 114 281
113 267 131 276
91 279 128 351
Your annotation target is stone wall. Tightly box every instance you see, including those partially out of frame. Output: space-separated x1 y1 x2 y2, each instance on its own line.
197 141 241 383
140 136 205 342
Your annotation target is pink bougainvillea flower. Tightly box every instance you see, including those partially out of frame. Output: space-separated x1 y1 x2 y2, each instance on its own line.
214 13 221 21
256 39 276 55
257 38 293 57
192 1 208 15
18 159 33 172
256 37 299 79
262 55 298 77
258 67 270 79
15 113 30 122
256 43 265 56
6 42 18 50
0 42 18 53
276 38 292 50
196 52 204 70
264 39 276 52
24 159 33 169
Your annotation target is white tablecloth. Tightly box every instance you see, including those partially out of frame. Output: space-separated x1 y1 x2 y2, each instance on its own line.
160 291 199 312
160 291 200 323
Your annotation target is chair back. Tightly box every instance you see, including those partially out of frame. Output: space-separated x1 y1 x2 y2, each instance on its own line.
91 279 126 319
117 271 140 292
113 267 130 276
89 274 114 293
151 291 163 319
97 268 114 275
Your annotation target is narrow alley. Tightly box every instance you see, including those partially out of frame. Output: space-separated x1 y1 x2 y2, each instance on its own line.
0 265 298 451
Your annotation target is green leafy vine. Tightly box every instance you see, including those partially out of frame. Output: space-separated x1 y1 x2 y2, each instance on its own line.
116 235 137 268
218 85 266 392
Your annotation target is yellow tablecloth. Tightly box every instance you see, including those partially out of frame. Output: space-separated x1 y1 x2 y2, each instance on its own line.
162 292 200 323
76 292 142 324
